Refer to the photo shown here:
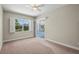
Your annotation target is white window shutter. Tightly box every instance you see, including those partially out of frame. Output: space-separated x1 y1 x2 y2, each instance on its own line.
29 20 33 32
10 17 15 33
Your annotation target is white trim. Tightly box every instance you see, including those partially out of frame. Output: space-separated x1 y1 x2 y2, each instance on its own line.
3 39 17 43
3 37 34 43
46 38 79 51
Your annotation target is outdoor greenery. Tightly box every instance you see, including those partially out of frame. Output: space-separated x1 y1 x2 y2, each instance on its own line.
15 19 29 32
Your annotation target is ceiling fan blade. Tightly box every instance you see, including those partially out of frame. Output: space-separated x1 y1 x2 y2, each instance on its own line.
25 4 43 11
25 4 33 8
37 4 44 7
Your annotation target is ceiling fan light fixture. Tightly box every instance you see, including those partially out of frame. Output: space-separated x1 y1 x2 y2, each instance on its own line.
31 4 41 7
26 4 44 11
32 7 38 11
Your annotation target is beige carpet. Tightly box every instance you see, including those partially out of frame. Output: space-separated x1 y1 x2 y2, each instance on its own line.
0 38 79 54
0 38 54 54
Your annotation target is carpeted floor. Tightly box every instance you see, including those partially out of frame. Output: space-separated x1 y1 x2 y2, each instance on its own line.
0 38 54 54
0 38 79 54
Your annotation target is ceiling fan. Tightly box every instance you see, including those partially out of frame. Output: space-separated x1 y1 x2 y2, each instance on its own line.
26 4 44 11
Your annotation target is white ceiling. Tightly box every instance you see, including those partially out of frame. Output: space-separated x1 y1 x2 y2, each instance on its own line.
2 4 66 17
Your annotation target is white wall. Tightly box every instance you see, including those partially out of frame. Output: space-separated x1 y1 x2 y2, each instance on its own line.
39 5 79 49
0 5 3 50
3 11 35 42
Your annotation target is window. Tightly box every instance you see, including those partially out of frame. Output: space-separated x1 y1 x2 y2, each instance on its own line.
15 18 29 32
10 17 33 33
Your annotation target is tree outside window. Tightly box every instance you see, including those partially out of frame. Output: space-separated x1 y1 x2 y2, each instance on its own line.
15 18 29 32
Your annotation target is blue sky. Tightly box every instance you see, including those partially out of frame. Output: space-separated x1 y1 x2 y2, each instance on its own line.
17 18 29 25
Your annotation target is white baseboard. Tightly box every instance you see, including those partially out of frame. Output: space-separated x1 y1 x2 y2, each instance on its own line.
46 38 79 51
3 37 34 43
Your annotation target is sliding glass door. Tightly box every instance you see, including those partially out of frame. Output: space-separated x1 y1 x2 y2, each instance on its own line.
36 19 45 38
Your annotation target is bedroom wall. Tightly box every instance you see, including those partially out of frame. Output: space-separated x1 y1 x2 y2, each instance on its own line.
40 5 79 49
0 5 3 50
3 11 35 42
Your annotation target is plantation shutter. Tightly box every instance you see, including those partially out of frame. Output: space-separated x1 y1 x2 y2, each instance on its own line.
10 17 15 33
29 20 33 32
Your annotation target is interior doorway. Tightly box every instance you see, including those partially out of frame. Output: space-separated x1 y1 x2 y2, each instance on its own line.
36 17 46 38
